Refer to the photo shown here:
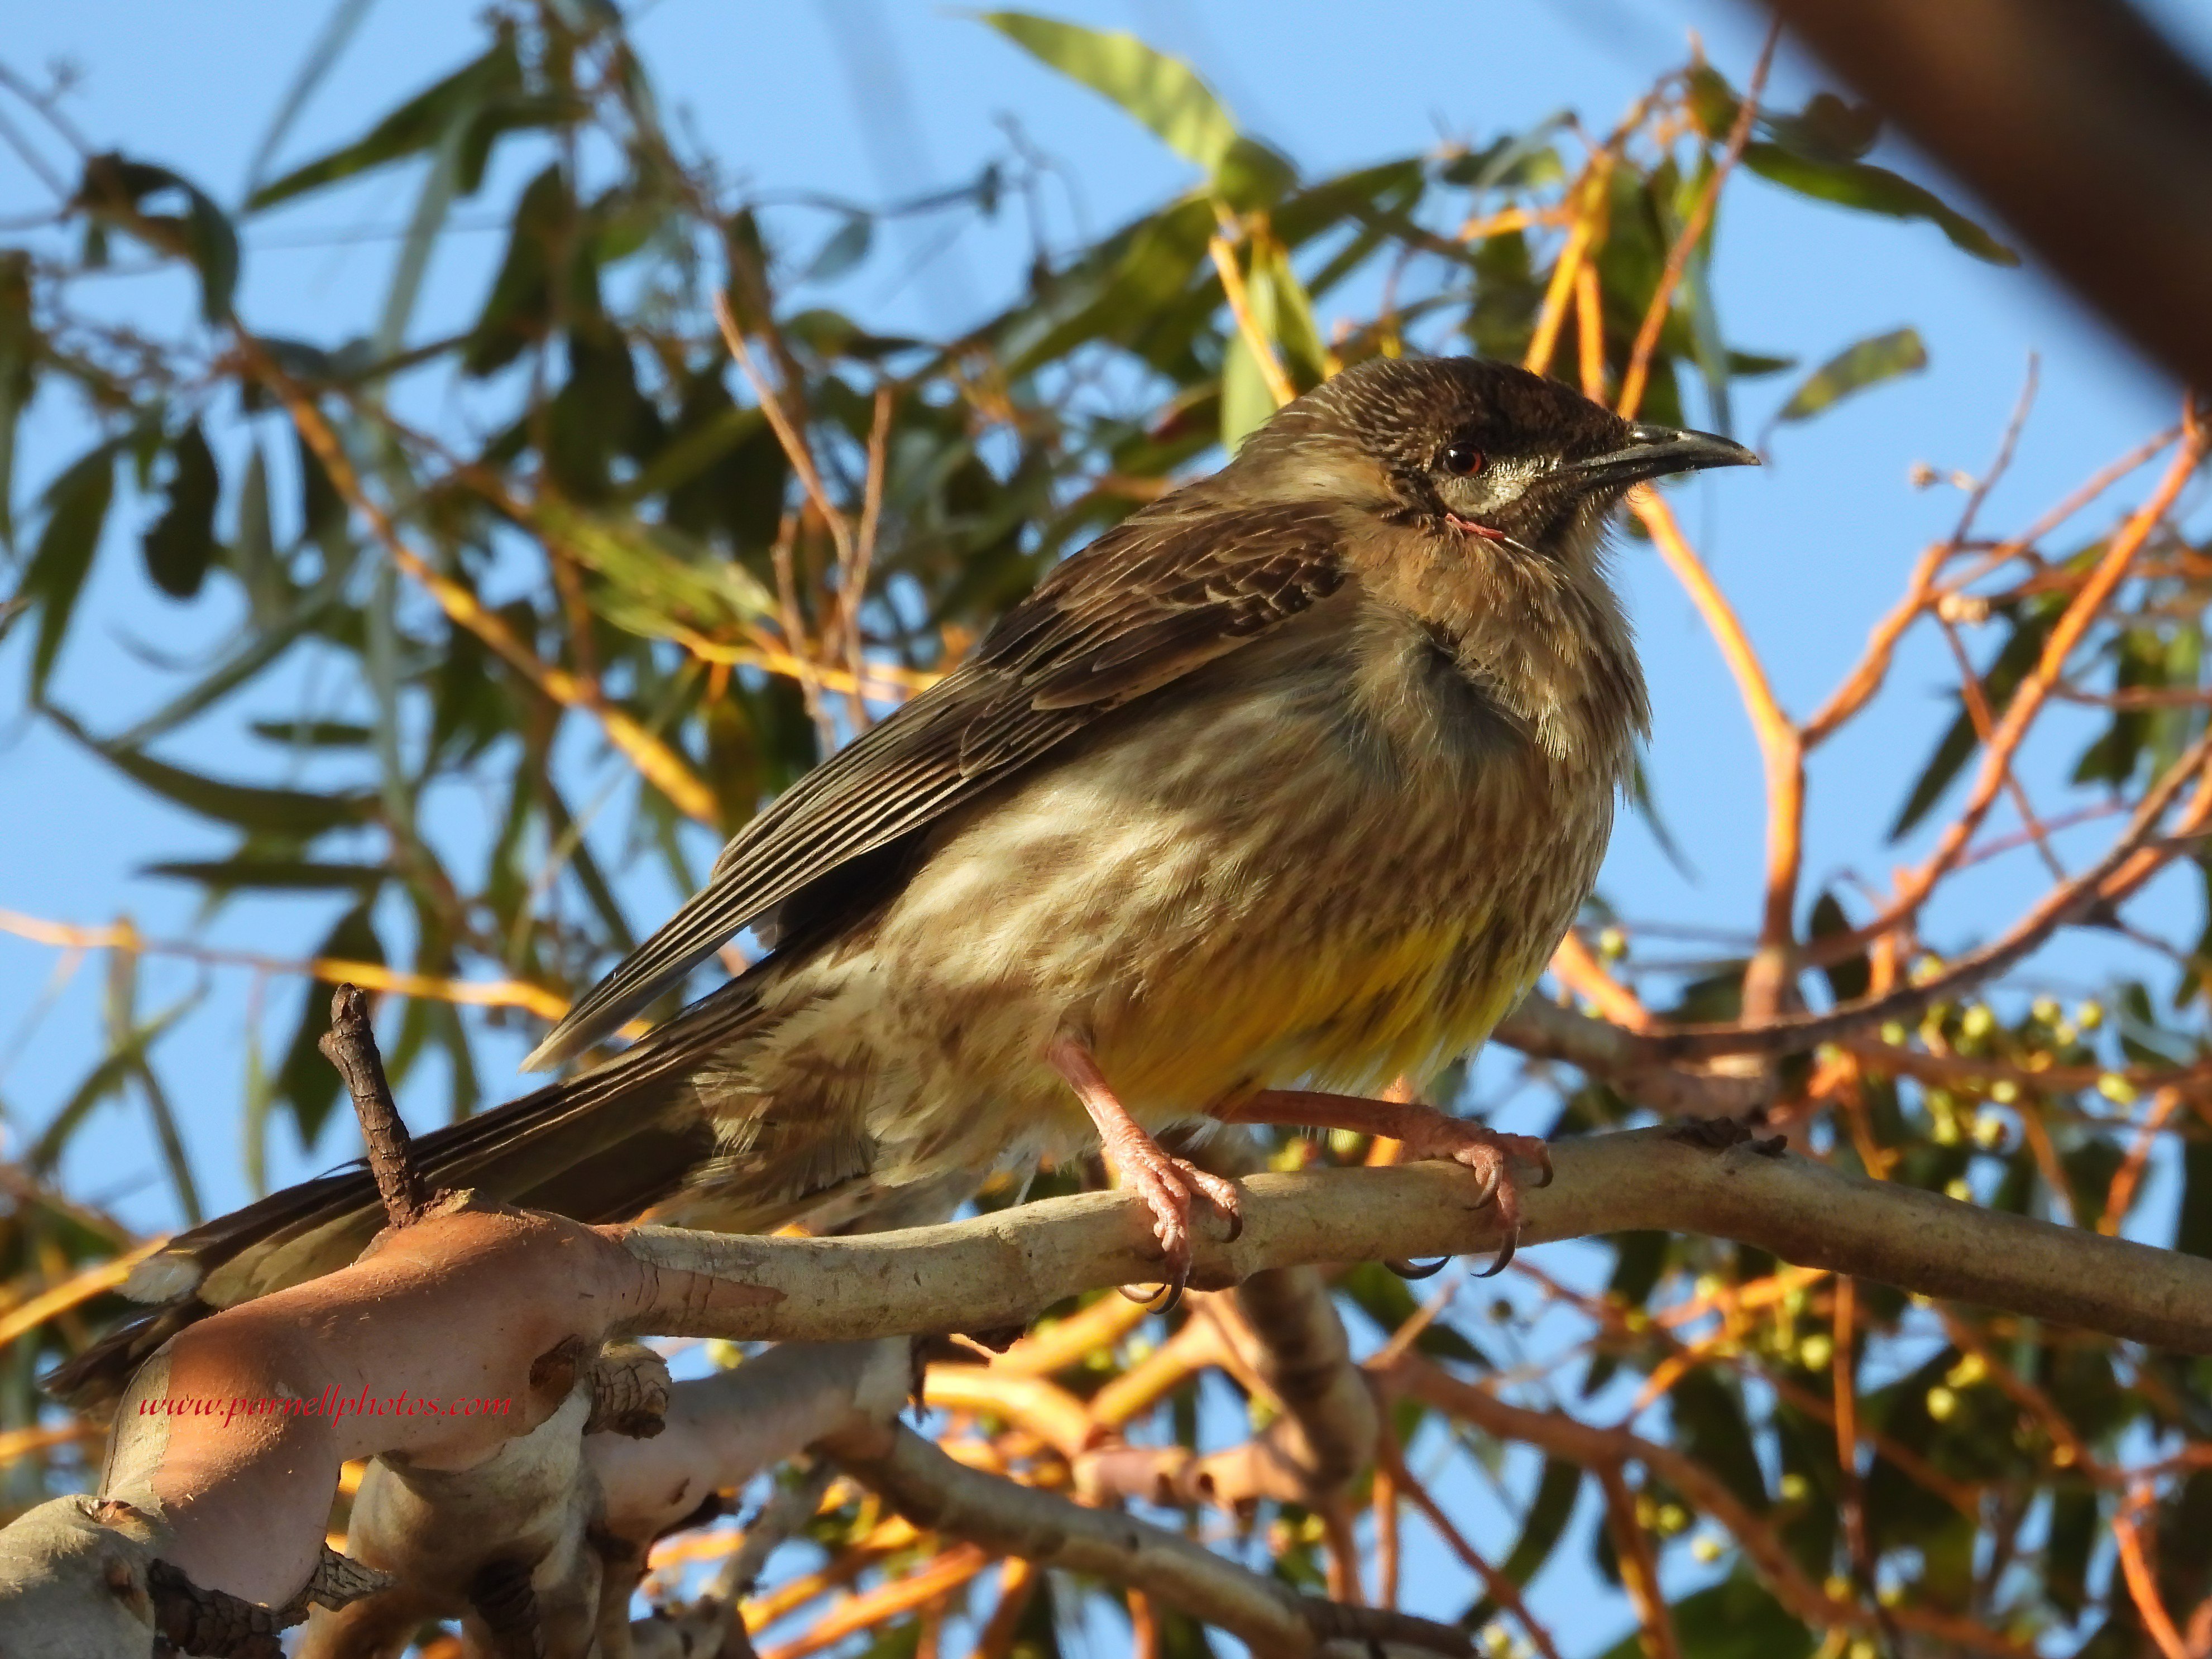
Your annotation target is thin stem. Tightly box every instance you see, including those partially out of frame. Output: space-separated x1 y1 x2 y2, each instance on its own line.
1209 230 1296 410
1616 23 1779 420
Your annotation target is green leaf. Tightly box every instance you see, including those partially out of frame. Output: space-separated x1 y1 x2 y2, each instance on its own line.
0 250 37 552
1742 143 2018 265
142 422 220 598
1257 238 1324 387
802 214 874 285
1690 69 1880 164
47 706 378 835
243 0 381 203
18 440 118 699
247 30 523 210
29 996 190 1174
1763 92 1882 165
230 441 289 626
296 422 346 550
1463 1457 1581 1627
980 12 1241 174
75 154 241 322
2179 1132 2212 1260
1671 1366 1771 1513
1890 600 2057 838
538 500 779 636
1594 1571 1815 1659
110 545 351 749
462 163 569 377
1808 890 1870 1003
1770 327 1927 426
1337 1261 1491 1369
143 856 388 894
1218 245 1279 452
250 718 374 747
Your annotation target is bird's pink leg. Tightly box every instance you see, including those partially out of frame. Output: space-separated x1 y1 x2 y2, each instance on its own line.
1046 1033 1242 1303
1224 1089 1550 1274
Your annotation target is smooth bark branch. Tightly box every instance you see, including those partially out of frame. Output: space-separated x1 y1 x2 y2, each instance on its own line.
815 1418 1469 1658
621 1130 2212 1354
11 1128 2212 1652
1191 1128 1377 1498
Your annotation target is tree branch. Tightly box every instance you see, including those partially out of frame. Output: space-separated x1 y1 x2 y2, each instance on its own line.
815 1418 1469 1658
13 1128 2212 1648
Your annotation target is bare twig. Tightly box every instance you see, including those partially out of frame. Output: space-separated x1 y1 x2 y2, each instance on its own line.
1616 22 1779 420
1209 230 1297 410
237 335 720 824
314 985 427 1230
816 1418 1471 1657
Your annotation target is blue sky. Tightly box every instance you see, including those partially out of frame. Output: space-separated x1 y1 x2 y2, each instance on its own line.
2 1 2207 1647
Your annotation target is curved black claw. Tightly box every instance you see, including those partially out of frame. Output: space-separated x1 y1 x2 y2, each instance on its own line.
1532 1150 1555 1189
1385 1255 1450 1280
1217 1205 1244 1245
1116 1264 1189 1316
1474 1228 1520 1279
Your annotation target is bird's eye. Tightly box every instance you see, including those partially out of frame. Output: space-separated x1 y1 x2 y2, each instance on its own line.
1439 442 1486 478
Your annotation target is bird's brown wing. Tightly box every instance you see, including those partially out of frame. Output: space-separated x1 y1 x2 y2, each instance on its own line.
524 495 1348 1067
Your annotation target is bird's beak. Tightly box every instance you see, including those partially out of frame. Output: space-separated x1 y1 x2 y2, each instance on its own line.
1565 423 1760 487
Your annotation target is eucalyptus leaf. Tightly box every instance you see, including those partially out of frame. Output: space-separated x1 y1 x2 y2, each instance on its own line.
802 215 874 285
248 30 523 210
142 422 220 599
0 251 36 552
1770 326 1927 428
20 440 118 699
47 706 379 835
75 154 241 321
980 12 1241 174
1742 143 2018 265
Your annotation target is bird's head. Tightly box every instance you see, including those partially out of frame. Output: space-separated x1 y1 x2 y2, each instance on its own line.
1233 354 1758 571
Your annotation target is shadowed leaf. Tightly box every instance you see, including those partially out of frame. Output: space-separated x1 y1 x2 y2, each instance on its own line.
1770 327 1926 428
1742 143 2018 265
19 440 118 699
142 423 220 599
75 155 241 321
981 12 1239 172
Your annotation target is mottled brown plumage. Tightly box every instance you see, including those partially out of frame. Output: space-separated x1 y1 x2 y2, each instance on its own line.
56 356 1754 1398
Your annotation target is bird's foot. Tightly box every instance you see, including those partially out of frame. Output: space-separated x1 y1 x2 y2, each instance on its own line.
1386 1115 1550 1277
1104 1128 1243 1311
1224 1090 1549 1277
1047 1032 1242 1312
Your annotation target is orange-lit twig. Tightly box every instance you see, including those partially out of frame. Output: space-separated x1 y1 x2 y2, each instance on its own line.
239 335 720 824
1573 261 1607 401
0 1239 167 1350
0 909 580 1024
1549 930 1654 1031
2104 1089 2187 1236
1209 231 1297 410
757 1545 990 1659
1384 1437 1564 1659
1524 160 1611 378
1601 1465 1682 1659
1803 540 1952 745
2114 1486 2191 1659
1633 487 1803 957
1902 406 2209 913
974 1559 1038 1659
1617 22 1779 420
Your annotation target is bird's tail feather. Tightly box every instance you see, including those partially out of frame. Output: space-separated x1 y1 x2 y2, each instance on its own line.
47 976 800 1409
